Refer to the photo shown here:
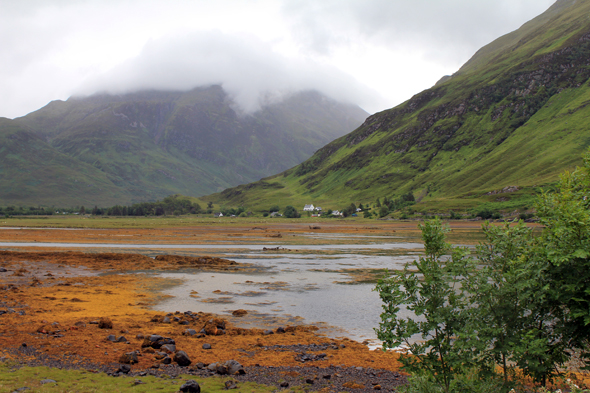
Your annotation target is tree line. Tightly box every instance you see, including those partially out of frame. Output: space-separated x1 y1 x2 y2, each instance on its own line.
91 195 204 216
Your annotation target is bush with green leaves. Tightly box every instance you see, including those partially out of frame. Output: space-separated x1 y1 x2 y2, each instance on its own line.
376 218 477 392
375 148 590 391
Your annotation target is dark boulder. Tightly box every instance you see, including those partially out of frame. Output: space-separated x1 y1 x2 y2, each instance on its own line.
173 350 192 367
119 364 131 374
179 380 200 393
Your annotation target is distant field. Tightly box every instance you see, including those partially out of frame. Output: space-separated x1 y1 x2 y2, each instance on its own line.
0 215 377 229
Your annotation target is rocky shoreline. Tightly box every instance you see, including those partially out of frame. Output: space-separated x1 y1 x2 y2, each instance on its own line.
3 344 407 392
0 247 406 392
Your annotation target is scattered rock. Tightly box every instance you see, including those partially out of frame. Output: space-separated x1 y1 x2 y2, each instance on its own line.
203 318 226 335
142 335 175 349
162 316 171 324
119 352 138 364
184 329 197 336
222 360 245 375
0 268 7 272
179 380 201 393
202 343 212 350
118 364 131 374
276 327 285 334
40 379 56 384
296 352 327 362
116 336 127 343
263 330 274 335
98 318 113 329
173 350 192 367
224 380 238 389
107 335 116 342
160 344 176 353
280 381 289 388
162 356 171 365
74 321 86 328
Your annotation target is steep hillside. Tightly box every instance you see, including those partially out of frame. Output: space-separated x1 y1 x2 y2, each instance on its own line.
207 0 590 213
3 87 367 206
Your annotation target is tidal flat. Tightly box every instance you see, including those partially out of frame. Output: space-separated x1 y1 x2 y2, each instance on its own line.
0 217 514 391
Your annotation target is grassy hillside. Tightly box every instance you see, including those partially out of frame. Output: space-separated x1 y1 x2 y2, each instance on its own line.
1 87 367 206
0 119 132 207
205 0 590 213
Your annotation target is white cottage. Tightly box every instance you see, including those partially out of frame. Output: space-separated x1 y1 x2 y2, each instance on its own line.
303 204 315 211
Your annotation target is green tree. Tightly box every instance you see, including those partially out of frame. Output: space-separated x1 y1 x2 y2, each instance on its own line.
269 205 280 213
375 219 475 393
283 205 300 218
514 150 590 385
464 221 535 384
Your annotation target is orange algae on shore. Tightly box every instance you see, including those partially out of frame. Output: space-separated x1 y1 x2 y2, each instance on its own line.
0 250 403 373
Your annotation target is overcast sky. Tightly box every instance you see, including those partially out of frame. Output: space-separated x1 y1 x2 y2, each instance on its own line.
1 0 555 118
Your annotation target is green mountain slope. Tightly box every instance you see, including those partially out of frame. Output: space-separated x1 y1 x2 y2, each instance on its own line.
206 0 590 213
3 87 367 206
0 119 132 206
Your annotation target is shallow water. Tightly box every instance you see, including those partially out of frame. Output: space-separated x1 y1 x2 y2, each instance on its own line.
0 234 462 346
152 247 422 346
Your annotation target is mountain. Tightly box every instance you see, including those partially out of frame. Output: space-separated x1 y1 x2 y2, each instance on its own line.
1 86 367 206
206 0 590 213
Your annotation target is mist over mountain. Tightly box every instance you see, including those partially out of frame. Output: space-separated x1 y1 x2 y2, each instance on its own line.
0 86 367 206
75 31 381 115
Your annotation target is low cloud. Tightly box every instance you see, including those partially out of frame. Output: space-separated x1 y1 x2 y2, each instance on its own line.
76 31 382 113
281 0 554 63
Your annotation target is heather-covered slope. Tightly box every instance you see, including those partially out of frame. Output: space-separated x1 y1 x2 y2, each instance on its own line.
2 87 367 206
207 0 590 212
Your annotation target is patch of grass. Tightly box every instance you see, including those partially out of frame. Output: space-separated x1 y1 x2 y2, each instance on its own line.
0 363 287 392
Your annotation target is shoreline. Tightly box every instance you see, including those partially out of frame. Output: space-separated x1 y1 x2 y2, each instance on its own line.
0 245 406 390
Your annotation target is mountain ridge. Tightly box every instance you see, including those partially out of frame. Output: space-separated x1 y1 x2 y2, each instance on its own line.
205 0 590 213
